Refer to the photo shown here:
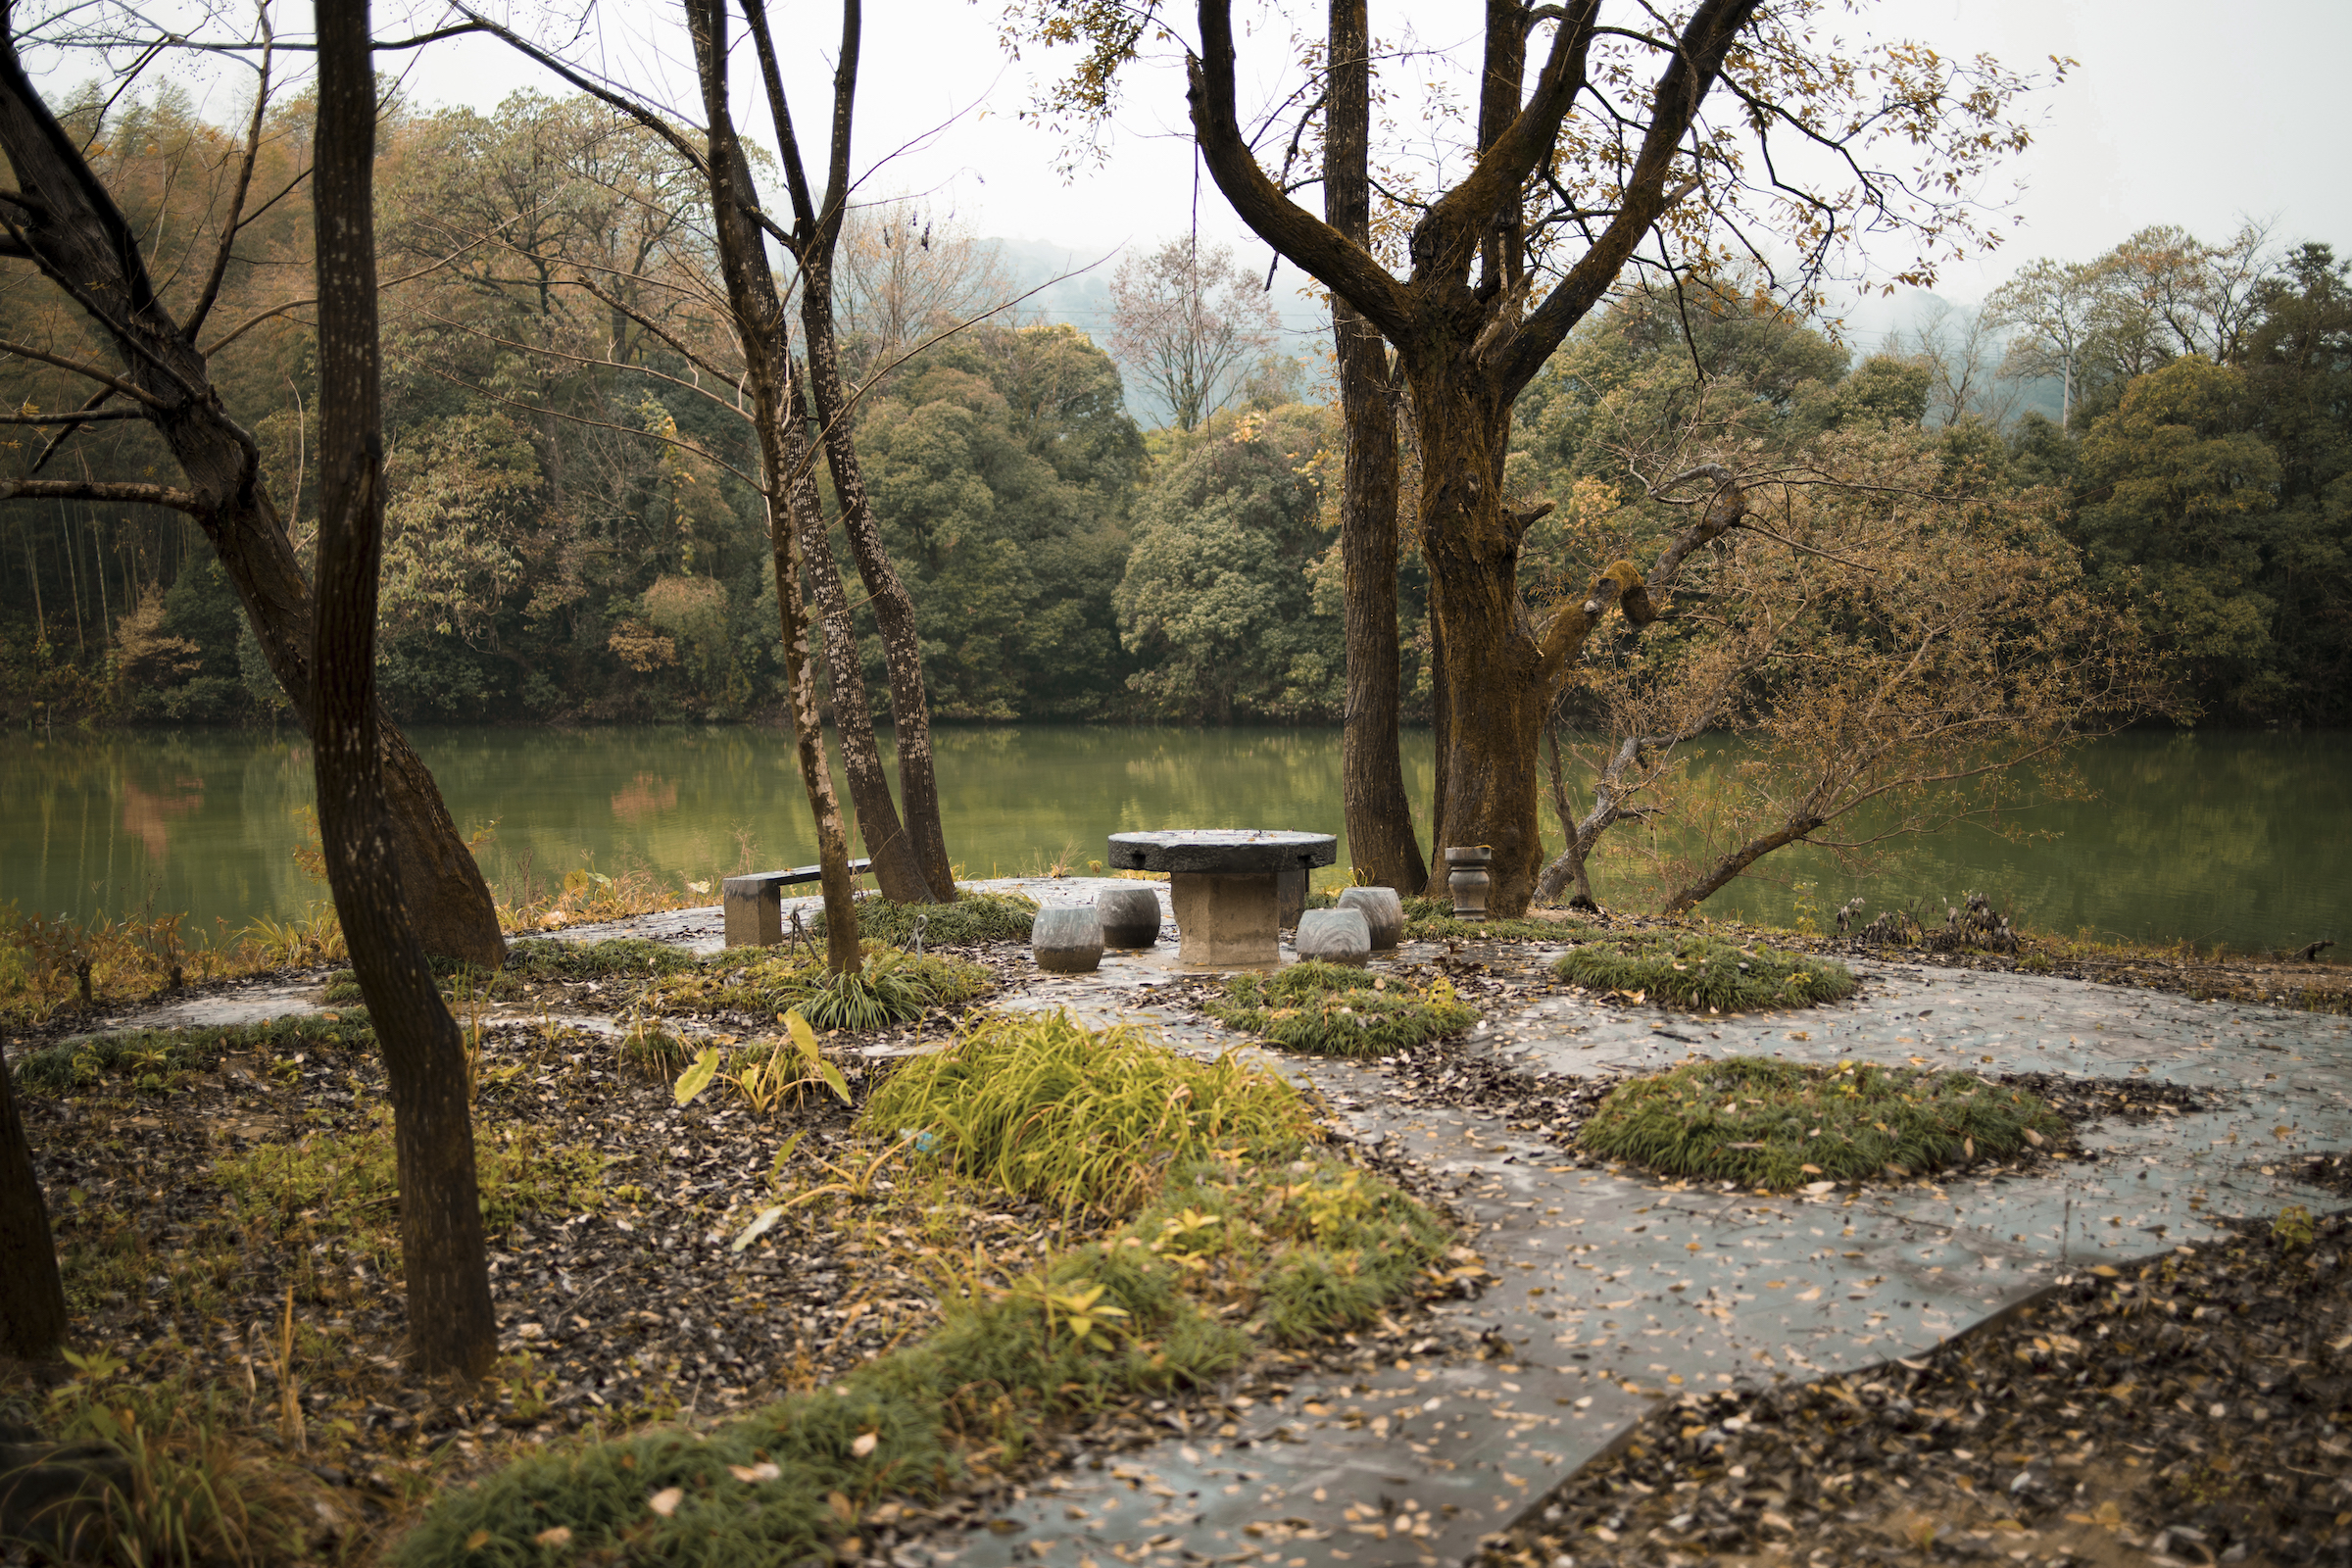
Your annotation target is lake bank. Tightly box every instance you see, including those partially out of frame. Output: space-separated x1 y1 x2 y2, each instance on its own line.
2 724 2343 955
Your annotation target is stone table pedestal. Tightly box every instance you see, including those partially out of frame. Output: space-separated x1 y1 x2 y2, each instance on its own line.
1107 830 1338 966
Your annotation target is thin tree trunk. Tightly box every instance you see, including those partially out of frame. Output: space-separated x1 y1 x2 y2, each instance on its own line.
797 208 954 906
0 28 505 967
0 1033 66 1361
311 0 494 1382
1329 0 1427 896
687 0 861 973
782 363 930 903
738 0 955 904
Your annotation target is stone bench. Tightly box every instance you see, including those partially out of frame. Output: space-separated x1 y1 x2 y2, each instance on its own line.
1106 830 1337 965
722 859 874 948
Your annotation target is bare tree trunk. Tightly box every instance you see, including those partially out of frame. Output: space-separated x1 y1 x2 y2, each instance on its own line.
1660 812 1824 914
687 0 861 972
739 0 955 904
785 367 931 904
1329 0 1427 896
0 1033 65 1361
0 24 504 967
311 0 494 1382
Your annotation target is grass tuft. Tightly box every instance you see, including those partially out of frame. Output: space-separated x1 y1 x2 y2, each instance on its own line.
1578 1056 2065 1188
861 1010 1316 1214
651 945 992 1028
813 890 1040 946
402 1014 1449 1568
1554 932 1856 1011
1203 962 1478 1057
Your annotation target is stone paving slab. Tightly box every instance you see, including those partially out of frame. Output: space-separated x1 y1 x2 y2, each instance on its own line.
937 943 2352 1568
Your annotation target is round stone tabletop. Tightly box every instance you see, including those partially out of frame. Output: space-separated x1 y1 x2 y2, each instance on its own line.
1106 829 1338 875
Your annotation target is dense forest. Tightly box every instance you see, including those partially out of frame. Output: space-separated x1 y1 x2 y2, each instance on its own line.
0 89 2343 733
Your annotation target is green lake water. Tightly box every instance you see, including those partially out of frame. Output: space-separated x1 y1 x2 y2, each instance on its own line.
1 724 2342 954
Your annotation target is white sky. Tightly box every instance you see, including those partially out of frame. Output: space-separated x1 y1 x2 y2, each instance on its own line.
76 0 2352 315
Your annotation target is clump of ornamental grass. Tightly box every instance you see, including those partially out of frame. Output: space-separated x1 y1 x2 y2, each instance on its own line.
1306 891 1584 944
402 1016 1451 1568
1203 961 1478 1057
37 1358 335 1568
1578 1056 2065 1189
650 944 991 1029
813 889 1039 946
861 1009 1316 1214
12 1013 378 1096
1555 932 1856 1011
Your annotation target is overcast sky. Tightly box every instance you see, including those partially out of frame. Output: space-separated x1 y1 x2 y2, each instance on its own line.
100 0 2352 322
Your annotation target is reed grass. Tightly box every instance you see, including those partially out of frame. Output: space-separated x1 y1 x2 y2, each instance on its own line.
1578 1056 2064 1188
861 1010 1316 1214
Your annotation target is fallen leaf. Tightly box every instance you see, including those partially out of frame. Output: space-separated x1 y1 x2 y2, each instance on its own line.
649 1488 683 1517
466 1530 491 1551
852 1431 879 1457
535 1526 573 1547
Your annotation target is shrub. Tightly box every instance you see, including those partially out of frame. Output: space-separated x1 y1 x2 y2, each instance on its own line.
1554 932 1856 1011
1577 1056 2064 1188
1203 961 1478 1057
861 1010 1315 1214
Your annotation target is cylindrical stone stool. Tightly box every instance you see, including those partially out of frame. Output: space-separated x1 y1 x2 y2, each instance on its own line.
1033 906 1104 973
1446 845 1493 919
1294 906 1373 966
1336 886 1404 949
1096 885 1162 949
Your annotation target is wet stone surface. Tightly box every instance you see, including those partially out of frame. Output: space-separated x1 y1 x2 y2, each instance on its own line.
945 931 2352 1568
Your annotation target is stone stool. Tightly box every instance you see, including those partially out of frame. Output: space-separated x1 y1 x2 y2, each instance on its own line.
1096 885 1162 949
1295 907 1372 966
1033 906 1104 973
1336 886 1404 949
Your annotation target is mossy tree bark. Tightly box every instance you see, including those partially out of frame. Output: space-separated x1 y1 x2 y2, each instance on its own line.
311 0 495 1381
686 0 863 973
1187 0 1759 913
0 12 504 967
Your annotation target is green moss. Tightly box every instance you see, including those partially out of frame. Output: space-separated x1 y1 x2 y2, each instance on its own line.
1203 961 1478 1057
13 1013 377 1096
812 889 1039 946
1577 1056 2065 1188
1554 932 1856 1011
860 1009 1317 1214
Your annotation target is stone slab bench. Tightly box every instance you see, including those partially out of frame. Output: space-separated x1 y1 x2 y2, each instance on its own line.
1106 830 1336 966
722 859 873 949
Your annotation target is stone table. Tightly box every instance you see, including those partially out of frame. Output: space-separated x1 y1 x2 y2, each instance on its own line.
1105 829 1337 965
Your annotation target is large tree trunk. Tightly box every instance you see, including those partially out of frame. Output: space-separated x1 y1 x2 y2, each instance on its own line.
311 0 495 1382
786 367 931 904
1412 368 1554 912
0 1033 66 1361
688 0 861 973
0 22 504 967
1328 0 1427 897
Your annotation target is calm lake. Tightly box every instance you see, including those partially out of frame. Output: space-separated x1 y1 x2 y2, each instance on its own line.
1 724 2343 955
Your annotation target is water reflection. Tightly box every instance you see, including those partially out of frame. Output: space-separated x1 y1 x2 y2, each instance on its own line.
0 724 2341 954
